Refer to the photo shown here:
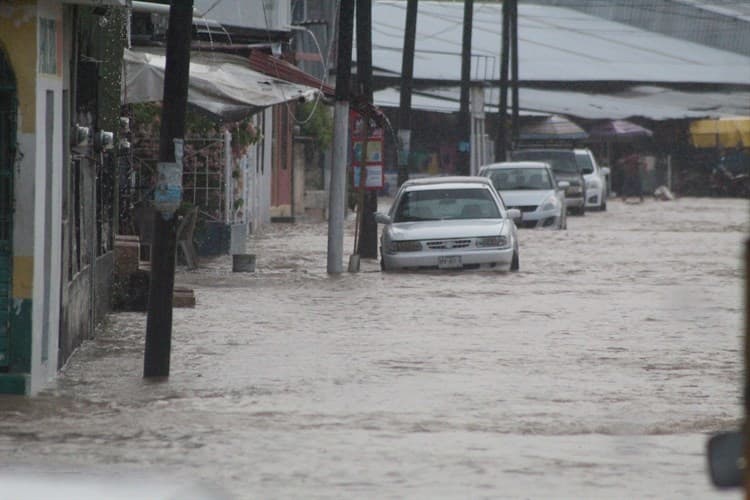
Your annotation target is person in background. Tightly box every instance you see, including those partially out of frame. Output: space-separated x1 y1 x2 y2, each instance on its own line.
617 146 645 203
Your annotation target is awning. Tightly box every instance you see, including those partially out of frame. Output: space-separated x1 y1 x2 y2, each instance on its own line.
123 48 322 120
689 116 750 148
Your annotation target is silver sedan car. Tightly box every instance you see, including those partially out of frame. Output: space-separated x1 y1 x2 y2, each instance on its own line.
478 161 568 229
375 176 521 272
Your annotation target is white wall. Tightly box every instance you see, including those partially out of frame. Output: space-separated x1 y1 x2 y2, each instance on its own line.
193 0 290 31
30 0 64 393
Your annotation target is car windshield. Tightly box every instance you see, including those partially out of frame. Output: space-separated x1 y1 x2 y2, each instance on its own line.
393 187 501 222
575 152 595 174
488 168 554 191
511 150 579 173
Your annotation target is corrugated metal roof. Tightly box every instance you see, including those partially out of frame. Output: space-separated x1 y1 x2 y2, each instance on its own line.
248 50 334 98
363 1 750 85
373 85 750 120
675 0 750 21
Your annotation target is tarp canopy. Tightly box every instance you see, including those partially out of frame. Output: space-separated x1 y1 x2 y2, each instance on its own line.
690 116 750 148
123 48 321 120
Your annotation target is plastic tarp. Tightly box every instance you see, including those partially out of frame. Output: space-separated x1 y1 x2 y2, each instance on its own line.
690 117 750 148
123 48 321 120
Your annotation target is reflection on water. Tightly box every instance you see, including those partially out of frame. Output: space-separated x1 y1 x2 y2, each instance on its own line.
1 197 747 499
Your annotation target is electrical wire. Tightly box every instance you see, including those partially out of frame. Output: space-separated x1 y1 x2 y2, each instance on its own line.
260 0 339 125
197 0 224 18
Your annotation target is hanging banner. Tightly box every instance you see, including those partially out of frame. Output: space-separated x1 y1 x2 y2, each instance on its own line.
350 109 384 190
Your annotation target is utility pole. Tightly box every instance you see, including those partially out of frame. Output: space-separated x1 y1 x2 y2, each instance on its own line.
397 0 418 187
356 0 378 259
745 237 750 494
144 0 193 377
495 0 511 162
458 0 474 176
510 0 520 147
327 0 355 274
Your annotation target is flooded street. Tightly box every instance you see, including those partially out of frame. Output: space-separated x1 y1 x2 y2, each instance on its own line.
1 196 748 499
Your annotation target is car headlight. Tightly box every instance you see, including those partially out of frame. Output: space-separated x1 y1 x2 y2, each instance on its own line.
586 179 601 190
476 235 509 249
388 240 422 252
541 195 559 212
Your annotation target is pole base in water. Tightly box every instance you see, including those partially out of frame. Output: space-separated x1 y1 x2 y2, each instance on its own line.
232 254 256 272
348 254 360 273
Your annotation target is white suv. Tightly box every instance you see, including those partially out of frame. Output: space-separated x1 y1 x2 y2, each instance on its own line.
575 148 610 211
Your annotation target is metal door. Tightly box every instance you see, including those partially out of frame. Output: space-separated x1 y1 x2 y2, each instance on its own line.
0 51 16 369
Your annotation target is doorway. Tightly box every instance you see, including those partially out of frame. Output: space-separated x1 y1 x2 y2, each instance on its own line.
0 49 17 370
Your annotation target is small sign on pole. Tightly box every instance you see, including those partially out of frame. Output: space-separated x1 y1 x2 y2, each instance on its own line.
154 161 182 220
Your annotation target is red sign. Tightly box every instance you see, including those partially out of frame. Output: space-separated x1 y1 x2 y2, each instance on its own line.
350 110 384 190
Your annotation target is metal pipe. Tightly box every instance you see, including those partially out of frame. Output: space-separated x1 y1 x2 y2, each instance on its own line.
131 1 198 16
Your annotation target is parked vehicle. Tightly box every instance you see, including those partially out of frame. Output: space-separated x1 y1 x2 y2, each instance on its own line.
375 176 520 272
710 164 750 198
575 148 610 210
478 161 567 230
509 148 587 215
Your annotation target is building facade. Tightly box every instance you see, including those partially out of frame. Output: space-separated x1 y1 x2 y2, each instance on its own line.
0 0 126 395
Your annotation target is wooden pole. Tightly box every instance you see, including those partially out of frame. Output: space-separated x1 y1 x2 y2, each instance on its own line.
397 0 418 187
458 0 474 176
496 0 511 162
510 0 519 147
144 0 193 378
356 0 378 260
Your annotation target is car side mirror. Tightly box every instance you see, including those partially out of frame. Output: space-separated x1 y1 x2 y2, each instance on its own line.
506 208 521 221
707 430 743 489
557 181 570 189
600 166 611 176
374 212 392 224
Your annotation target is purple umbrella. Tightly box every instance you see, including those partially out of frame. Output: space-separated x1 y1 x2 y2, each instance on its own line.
587 120 653 167
587 120 653 141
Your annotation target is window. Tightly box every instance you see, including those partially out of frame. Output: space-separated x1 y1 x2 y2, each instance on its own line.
39 18 57 75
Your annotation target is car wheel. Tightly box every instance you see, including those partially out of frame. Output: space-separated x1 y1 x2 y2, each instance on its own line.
561 210 567 230
510 250 519 272
379 248 386 271
600 197 607 211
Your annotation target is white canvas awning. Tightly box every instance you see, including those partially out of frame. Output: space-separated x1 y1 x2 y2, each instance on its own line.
123 48 321 120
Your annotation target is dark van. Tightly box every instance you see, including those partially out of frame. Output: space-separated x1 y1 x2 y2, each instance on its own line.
509 148 587 215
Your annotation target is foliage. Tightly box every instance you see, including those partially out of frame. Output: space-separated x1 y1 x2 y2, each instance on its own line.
296 100 333 150
129 102 222 139
131 102 161 131
230 116 262 155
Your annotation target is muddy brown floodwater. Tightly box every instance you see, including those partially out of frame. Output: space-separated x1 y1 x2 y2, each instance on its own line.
1 196 748 499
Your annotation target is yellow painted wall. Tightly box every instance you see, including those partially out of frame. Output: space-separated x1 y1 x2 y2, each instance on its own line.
12 256 33 299
0 0 37 133
0 2 37 297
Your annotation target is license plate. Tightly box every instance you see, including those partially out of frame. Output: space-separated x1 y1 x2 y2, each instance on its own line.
438 255 462 269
